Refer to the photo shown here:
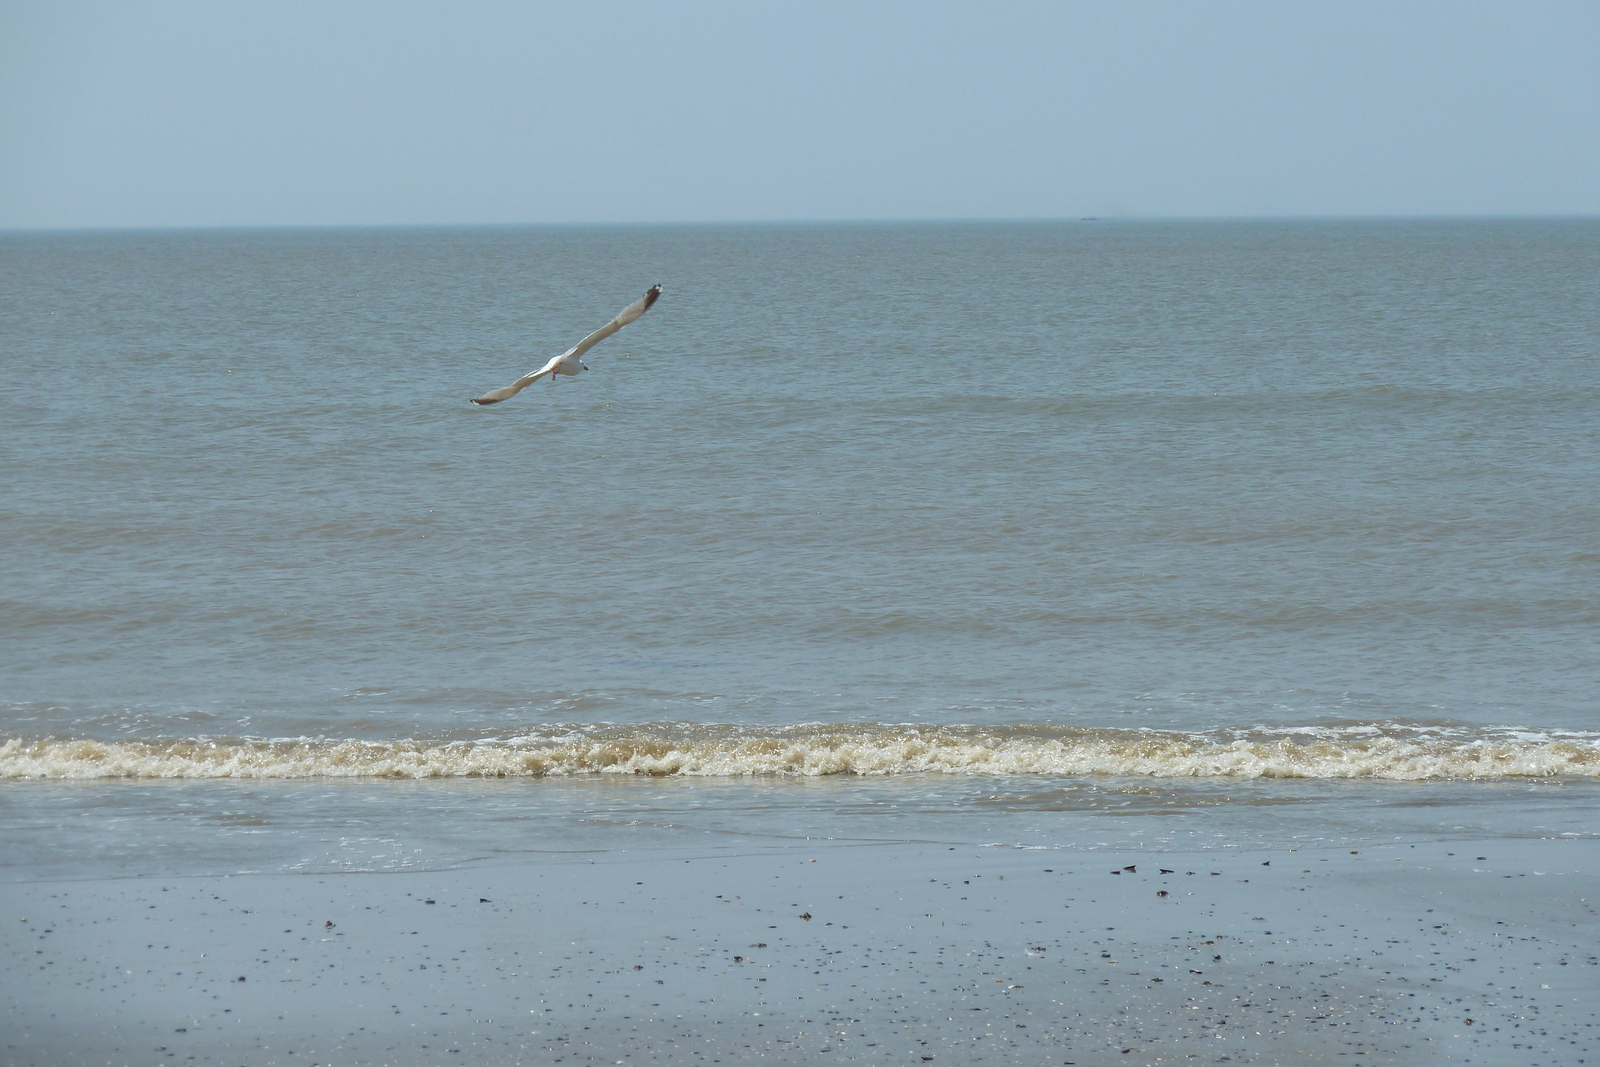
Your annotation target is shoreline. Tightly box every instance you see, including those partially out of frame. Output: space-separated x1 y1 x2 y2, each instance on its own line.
4 836 1596 1066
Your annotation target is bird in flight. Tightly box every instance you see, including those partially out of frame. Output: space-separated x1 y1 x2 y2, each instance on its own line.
470 284 662 405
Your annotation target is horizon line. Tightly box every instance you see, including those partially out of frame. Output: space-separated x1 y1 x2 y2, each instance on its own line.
4 212 1598 236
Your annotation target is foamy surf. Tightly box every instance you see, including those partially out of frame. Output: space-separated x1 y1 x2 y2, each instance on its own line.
3 723 1598 781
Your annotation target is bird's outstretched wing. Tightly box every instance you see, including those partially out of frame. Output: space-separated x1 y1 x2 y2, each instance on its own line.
468 355 561 405
470 285 662 405
567 284 662 360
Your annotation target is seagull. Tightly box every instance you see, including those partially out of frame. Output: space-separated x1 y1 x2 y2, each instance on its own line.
470 284 662 405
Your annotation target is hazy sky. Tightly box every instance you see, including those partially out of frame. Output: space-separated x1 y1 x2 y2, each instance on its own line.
2 1 1596 228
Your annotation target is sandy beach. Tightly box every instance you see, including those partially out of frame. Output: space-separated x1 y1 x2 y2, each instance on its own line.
4 836 1596 1066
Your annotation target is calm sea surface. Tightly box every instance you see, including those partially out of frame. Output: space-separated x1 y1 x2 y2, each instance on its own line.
2 220 1597 877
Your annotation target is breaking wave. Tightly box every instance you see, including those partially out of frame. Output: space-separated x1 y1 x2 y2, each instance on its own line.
3 722 1599 781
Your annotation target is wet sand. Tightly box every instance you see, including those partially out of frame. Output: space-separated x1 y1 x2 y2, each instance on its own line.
4 837 1597 1066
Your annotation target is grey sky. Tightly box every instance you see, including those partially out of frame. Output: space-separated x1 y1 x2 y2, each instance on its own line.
2 0 1596 228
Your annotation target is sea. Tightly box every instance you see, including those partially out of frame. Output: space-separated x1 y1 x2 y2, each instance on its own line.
2 218 1597 881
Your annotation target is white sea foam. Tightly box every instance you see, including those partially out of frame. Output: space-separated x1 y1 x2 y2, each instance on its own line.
3 724 1597 781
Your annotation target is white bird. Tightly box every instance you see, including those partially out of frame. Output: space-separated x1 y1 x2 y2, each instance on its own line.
470 284 662 405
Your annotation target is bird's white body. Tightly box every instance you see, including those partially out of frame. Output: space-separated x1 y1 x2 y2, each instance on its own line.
470 284 662 405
